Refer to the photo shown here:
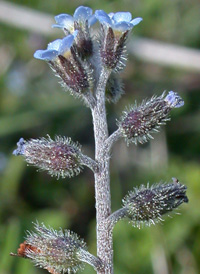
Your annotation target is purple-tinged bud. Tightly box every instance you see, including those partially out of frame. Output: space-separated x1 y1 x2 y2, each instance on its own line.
118 91 184 145
99 26 128 71
56 52 90 93
106 72 124 103
74 21 94 58
122 179 188 228
49 47 91 95
12 223 87 274
13 136 83 178
95 10 142 71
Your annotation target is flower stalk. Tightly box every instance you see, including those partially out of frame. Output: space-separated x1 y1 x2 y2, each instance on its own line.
91 67 113 273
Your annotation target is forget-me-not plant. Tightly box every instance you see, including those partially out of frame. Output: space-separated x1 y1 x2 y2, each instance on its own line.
11 6 188 274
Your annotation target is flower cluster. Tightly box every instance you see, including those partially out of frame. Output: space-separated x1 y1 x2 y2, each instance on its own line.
122 178 188 228
33 6 142 99
118 91 184 145
13 136 83 178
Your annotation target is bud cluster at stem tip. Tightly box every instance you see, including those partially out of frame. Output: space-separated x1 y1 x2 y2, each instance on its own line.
122 178 188 228
118 91 184 145
13 136 83 179
34 6 97 97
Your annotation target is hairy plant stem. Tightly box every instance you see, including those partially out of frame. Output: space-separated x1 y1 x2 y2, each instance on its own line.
91 67 113 274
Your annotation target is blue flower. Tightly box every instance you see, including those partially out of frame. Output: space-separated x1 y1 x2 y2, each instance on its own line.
52 6 97 32
33 32 77 61
165 91 184 108
95 10 142 32
13 138 25 156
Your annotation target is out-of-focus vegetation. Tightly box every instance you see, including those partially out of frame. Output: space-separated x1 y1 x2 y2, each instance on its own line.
0 0 200 273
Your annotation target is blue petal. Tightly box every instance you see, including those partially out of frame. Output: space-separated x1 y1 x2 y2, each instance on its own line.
34 49 58 61
74 6 93 21
58 35 76 55
52 24 65 29
88 14 97 27
53 14 74 29
114 21 133 31
95 10 112 25
13 138 25 156
130 17 143 26
108 12 115 19
113 12 132 23
165 91 184 108
73 30 78 38
47 39 62 51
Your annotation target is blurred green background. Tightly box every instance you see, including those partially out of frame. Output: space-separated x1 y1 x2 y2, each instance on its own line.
0 0 200 273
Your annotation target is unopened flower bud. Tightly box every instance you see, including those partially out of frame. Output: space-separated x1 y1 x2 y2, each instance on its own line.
13 136 83 178
56 51 90 94
105 72 124 103
99 26 128 71
118 91 184 145
74 21 94 58
122 178 188 228
12 223 87 274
